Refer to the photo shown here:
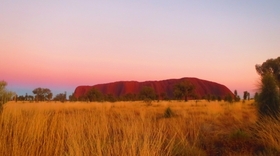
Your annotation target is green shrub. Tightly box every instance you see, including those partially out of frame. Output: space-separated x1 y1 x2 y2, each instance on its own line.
257 74 280 118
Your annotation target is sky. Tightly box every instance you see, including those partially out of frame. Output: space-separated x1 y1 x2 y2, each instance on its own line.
1 1 279 97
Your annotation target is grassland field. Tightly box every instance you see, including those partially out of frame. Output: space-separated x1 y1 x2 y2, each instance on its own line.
0 100 279 156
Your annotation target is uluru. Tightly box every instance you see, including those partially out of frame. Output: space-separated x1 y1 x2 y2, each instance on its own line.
73 77 233 100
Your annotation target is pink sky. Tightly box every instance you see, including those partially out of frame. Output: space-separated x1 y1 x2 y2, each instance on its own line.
1 1 279 96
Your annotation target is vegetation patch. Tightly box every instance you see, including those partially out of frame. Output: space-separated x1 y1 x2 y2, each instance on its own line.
163 107 176 118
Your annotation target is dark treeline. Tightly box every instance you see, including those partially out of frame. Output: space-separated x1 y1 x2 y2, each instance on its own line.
15 83 250 103
15 83 252 104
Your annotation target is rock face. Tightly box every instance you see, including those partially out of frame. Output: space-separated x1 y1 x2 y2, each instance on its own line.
74 77 233 100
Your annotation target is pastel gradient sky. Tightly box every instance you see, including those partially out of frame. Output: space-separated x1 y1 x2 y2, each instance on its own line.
1 1 279 96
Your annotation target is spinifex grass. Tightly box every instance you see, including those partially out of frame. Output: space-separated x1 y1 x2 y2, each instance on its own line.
0 100 279 155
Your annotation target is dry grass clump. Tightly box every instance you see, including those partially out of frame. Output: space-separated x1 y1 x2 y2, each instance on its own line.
0 100 279 155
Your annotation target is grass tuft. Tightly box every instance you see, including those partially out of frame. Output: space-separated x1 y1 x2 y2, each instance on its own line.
163 107 175 118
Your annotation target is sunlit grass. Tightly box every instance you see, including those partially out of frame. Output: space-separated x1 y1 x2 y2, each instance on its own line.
0 100 279 155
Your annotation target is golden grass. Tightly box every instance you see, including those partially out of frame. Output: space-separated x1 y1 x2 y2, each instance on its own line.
0 100 279 156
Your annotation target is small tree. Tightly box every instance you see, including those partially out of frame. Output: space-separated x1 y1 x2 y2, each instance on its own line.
257 73 280 118
256 57 280 118
54 93 67 102
32 88 52 101
217 96 222 101
86 88 103 102
234 90 237 96
224 94 233 103
256 57 280 87
121 93 136 101
139 86 156 104
234 90 238 101
18 95 25 101
105 94 117 102
69 93 77 102
0 81 15 111
206 94 211 102
160 92 169 101
233 90 241 102
173 80 195 101
47 92 53 101
254 92 259 101
211 95 217 101
243 91 249 101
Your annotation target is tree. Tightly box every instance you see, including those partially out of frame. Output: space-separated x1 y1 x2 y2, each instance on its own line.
78 95 87 102
121 93 136 101
173 80 195 101
18 95 25 101
256 57 280 118
54 93 66 102
160 92 169 101
217 96 222 101
47 92 53 101
43 88 52 101
20 93 33 102
257 73 280 118
234 90 238 101
254 92 259 101
27 95 34 101
69 93 77 102
139 86 156 101
234 90 237 96
33 88 43 101
104 94 117 102
211 95 217 101
0 81 15 111
0 81 8 106
206 94 211 102
243 91 249 101
32 88 52 101
224 94 233 103
256 57 280 87
233 90 240 102
86 88 103 102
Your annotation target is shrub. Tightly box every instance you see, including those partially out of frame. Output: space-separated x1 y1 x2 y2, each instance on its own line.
173 80 195 101
139 86 156 101
224 94 233 103
164 107 175 118
0 81 15 111
86 88 104 102
257 73 280 118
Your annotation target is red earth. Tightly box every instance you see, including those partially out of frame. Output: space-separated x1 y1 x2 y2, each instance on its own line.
73 77 234 100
